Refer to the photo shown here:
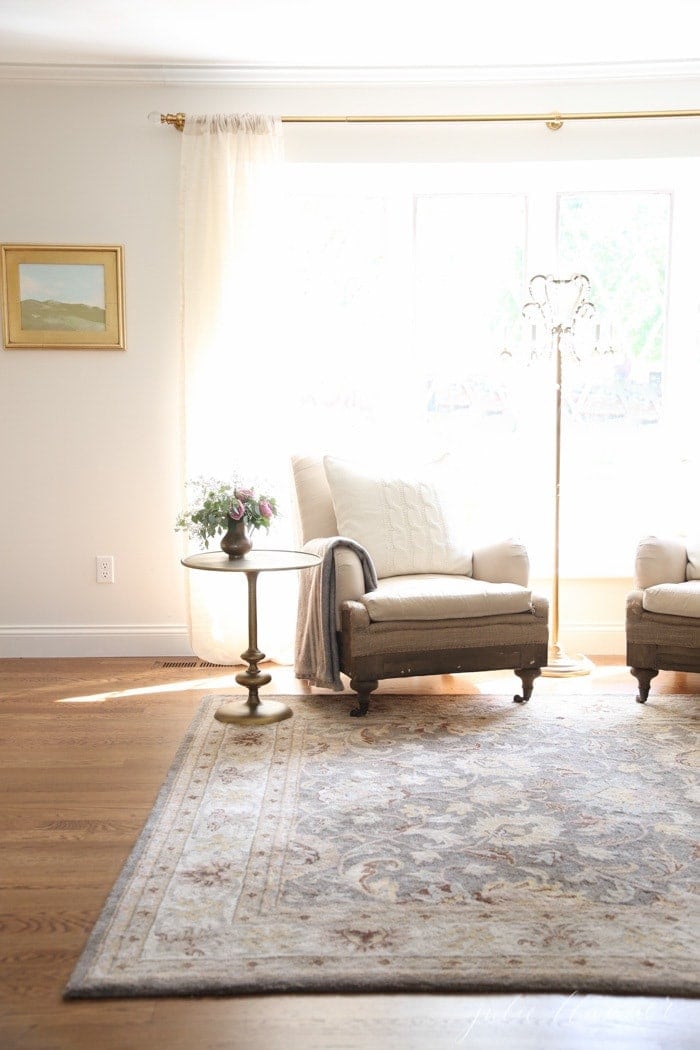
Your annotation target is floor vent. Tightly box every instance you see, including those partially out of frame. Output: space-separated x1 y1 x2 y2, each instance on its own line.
154 659 234 669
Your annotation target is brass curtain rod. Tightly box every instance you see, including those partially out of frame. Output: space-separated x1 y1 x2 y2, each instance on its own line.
159 108 700 132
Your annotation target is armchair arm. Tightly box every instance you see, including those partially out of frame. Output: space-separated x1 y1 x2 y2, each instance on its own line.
472 538 529 587
626 589 645 623
635 535 687 589
302 537 374 630
334 544 369 607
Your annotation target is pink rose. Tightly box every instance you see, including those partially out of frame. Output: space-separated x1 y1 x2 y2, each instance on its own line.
228 499 245 521
258 498 273 519
235 487 254 501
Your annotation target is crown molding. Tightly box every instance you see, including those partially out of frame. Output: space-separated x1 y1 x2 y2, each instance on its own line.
1 59 700 86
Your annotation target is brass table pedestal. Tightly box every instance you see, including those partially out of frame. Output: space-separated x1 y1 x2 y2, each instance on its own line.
181 549 321 725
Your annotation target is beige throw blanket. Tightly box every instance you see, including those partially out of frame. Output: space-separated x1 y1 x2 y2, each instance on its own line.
295 537 378 691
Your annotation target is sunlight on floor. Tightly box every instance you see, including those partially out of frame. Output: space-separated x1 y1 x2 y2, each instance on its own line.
55 673 242 704
53 660 636 704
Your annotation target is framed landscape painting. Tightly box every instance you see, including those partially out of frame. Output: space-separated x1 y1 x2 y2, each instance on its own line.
0 244 125 349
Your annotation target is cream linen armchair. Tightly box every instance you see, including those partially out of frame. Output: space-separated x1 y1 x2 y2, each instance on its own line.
626 535 700 702
292 455 549 716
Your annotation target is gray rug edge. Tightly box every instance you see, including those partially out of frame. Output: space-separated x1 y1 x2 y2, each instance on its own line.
63 974 700 1001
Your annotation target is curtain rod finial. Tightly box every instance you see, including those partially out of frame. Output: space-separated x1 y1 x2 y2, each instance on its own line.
149 111 186 131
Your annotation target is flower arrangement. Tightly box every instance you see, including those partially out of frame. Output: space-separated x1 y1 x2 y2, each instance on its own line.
175 476 279 549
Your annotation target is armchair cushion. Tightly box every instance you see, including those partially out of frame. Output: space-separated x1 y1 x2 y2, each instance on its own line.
642 580 700 618
323 456 472 580
360 574 532 622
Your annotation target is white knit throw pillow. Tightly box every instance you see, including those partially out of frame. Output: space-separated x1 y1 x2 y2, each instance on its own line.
323 456 472 579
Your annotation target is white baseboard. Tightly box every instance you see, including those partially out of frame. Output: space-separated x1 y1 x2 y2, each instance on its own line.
0 623 625 659
0 625 195 658
559 624 625 657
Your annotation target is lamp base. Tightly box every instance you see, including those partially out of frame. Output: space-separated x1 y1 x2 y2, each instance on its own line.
541 645 593 678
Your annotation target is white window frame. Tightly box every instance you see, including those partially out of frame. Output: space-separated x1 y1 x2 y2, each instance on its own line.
283 156 700 576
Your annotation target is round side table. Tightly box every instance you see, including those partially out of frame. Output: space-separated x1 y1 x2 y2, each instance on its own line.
181 548 321 726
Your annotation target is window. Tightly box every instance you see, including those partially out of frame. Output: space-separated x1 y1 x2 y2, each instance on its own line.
280 159 699 577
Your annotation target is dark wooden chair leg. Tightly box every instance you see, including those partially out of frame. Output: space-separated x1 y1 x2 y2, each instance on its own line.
631 667 658 703
348 679 378 717
514 667 541 704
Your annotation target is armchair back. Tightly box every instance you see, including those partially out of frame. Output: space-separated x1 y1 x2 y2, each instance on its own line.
634 535 688 589
291 454 338 544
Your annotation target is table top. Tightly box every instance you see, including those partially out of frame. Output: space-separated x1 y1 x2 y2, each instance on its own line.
181 548 321 574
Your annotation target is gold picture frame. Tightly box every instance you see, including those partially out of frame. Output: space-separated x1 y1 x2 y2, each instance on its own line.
0 244 125 350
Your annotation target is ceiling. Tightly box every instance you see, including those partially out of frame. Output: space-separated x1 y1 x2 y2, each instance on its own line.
0 0 698 79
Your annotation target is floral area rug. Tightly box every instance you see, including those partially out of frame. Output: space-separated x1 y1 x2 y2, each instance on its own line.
65 692 699 998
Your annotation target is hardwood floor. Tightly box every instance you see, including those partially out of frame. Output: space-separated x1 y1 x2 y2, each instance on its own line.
1 657 698 1050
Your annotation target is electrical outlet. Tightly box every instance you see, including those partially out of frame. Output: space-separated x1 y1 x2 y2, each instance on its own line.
96 555 115 584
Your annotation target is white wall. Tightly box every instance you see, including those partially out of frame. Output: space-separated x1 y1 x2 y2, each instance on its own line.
1 72 698 657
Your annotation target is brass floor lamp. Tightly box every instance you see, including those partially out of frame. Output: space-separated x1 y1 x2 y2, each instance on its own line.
522 273 601 677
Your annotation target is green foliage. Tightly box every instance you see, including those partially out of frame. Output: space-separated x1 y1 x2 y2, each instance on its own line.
175 477 279 549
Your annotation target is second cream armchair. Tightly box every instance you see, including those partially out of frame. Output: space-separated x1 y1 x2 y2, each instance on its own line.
626 535 700 702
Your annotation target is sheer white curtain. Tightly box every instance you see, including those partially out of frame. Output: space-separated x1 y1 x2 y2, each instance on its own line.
179 113 295 664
